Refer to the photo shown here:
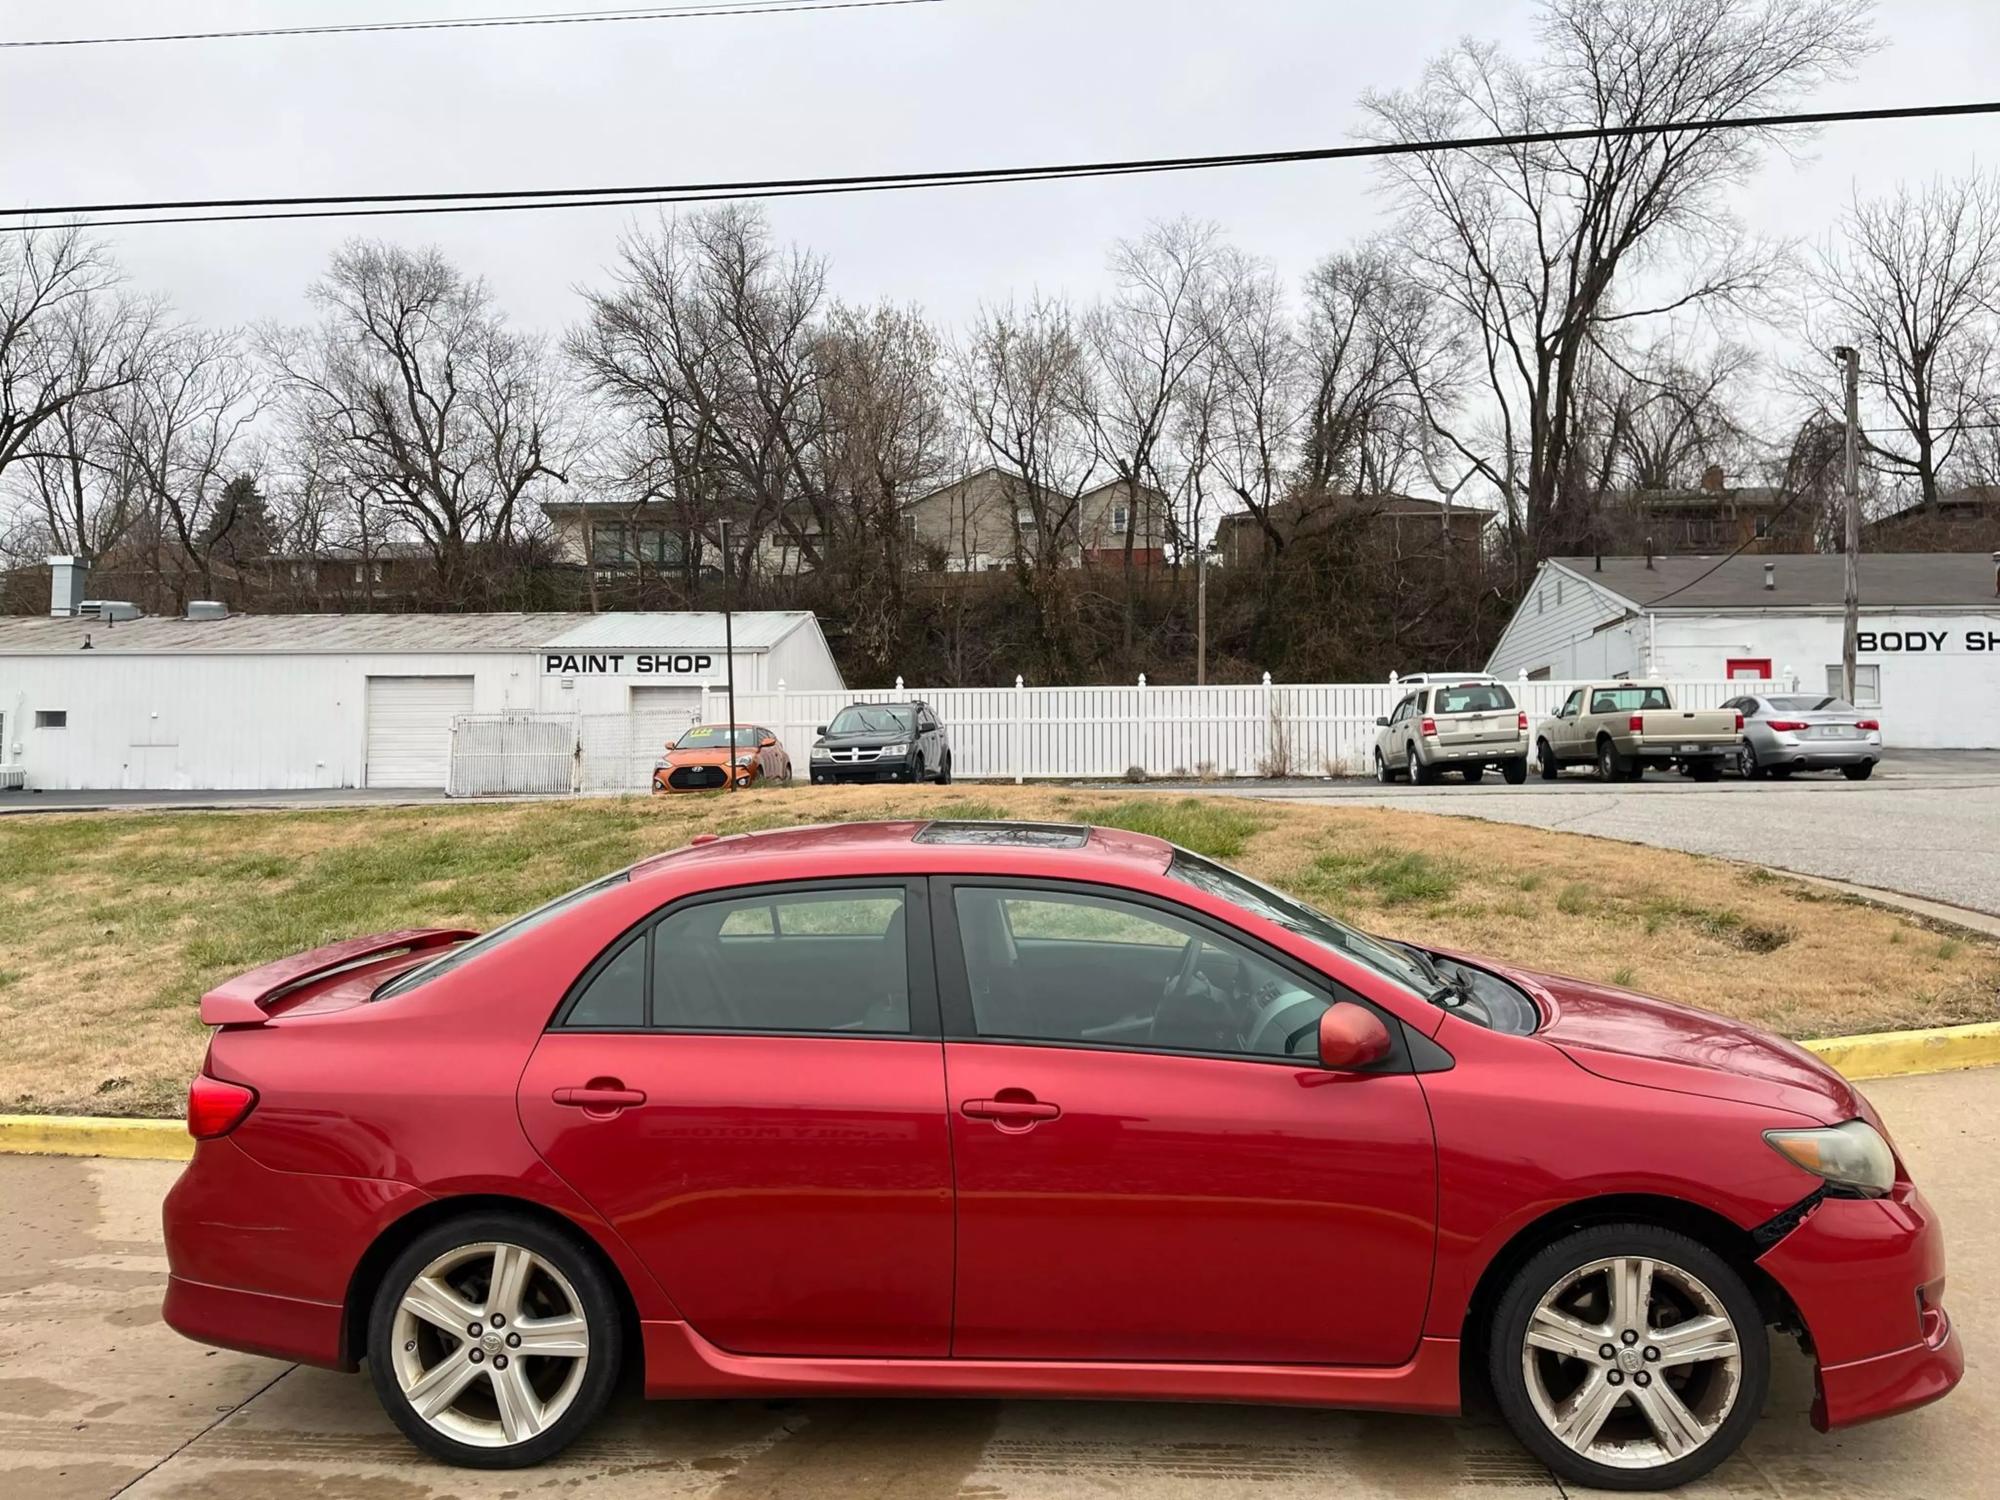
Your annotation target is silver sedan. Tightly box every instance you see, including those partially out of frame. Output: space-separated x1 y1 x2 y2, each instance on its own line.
1727 694 1883 781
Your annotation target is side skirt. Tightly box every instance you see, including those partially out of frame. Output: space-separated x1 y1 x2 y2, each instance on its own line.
640 1322 1462 1414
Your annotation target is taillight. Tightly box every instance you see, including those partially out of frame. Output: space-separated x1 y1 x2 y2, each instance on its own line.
1766 719 1809 732
1735 712 1745 731
1420 717 1437 737
187 1075 257 1139
1628 713 1645 733
1517 712 1529 731
1857 719 1880 732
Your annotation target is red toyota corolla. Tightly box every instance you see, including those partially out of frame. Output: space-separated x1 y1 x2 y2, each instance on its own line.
162 820 1959 1488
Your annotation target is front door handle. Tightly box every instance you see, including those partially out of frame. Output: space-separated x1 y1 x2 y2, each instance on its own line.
552 1084 647 1111
961 1095 1060 1130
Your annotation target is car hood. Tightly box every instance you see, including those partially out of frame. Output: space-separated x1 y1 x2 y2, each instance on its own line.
1456 953 1864 1124
663 747 741 766
817 732 911 749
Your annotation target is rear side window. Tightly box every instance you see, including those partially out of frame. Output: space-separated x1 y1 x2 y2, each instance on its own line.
652 887 910 1034
567 936 646 1028
1433 685 1514 714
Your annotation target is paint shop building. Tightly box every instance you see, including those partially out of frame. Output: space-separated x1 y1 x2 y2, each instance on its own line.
0 595 844 791
1485 553 2000 748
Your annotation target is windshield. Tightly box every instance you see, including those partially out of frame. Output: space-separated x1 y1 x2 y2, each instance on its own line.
1434 684 1515 714
1590 686 1672 714
373 872 629 1000
828 705 914 736
1168 850 1432 998
675 725 762 749
1767 696 1852 714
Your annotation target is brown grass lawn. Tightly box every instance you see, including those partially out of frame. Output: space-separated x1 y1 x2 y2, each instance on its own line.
2 785 1995 1117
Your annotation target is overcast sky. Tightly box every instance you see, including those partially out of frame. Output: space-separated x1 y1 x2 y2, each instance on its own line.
5 0 1998 341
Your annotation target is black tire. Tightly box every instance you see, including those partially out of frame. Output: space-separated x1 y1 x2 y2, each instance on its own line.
936 751 952 785
1375 749 1396 784
1688 761 1723 782
1407 746 1437 786
367 1211 622 1469
1596 738 1627 783
1737 743 1763 781
1537 741 1560 781
906 754 924 785
1503 756 1529 786
1462 766 1485 784
1842 762 1874 781
1488 1223 1768 1492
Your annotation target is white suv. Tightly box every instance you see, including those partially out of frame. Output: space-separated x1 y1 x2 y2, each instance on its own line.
1374 676 1530 785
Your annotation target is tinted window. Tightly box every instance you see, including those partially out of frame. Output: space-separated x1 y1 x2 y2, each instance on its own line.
652 887 909 1034
953 885 1333 1061
567 936 646 1028
1433 685 1515 714
1591 686 1671 714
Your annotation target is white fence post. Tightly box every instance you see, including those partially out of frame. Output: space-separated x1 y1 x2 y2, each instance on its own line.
1136 673 1149 776
1260 671 1274 776
1014 675 1026 785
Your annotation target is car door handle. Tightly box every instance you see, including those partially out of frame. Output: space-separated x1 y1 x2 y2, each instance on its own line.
552 1085 647 1110
961 1096 1060 1127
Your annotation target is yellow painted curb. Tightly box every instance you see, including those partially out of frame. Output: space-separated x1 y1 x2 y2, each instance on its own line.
0 1114 191 1162
3 1024 1998 1163
1803 1021 2000 1083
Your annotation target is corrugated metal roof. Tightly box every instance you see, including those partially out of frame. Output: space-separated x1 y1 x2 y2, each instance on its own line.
0 610 818 656
1553 554 2000 612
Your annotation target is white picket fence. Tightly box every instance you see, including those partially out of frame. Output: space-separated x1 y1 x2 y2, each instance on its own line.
445 674 1783 796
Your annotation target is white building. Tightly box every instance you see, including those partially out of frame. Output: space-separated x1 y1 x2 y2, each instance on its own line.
0 594 844 790
1486 553 2000 749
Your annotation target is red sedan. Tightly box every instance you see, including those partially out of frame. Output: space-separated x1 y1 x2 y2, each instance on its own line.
163 821 1960 1488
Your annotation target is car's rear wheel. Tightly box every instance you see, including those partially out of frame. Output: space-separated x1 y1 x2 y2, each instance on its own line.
1537 741 1560 781
1843 762 1874 781
1490 1225 1766 1492
1687 761 1723 782
1462 766 1485 784
1596 739 1627 782
1407 746 1435 786
368 1213 621 1469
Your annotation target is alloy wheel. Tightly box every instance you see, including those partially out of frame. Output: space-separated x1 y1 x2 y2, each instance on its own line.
389 1241 591 1449
1520 1254 1743 1473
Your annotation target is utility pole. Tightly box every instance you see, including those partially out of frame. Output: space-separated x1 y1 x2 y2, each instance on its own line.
1835 346 1861 702
1196 545 1209 687
718 518 737 790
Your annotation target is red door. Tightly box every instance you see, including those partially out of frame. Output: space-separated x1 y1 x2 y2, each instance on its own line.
938 880 1438 1367
521 1033 953 1357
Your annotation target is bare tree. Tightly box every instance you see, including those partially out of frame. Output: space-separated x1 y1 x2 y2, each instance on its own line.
1364 0 1872 571
1808 173 2000 511
262 241 571 607
1077 218 1226 659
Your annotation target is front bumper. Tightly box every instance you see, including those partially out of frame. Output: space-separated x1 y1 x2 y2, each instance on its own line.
1757 1184 1962 1430
811 757 914 784
654 764 750 792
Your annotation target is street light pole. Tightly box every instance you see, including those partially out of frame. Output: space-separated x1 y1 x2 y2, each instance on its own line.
1834 346 1862 703
718 518 737 791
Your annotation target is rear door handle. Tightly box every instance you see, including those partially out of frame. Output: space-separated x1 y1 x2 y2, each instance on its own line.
961 1096 1060 1128
553 1085 647 1110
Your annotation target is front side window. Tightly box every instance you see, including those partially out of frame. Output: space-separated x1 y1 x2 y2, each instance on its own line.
1559 690 1583 717
652 887 909 1034
952 884 1336 1061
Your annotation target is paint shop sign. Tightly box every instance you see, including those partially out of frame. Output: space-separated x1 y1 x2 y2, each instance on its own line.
1858 625 2000 655
541 652 715 677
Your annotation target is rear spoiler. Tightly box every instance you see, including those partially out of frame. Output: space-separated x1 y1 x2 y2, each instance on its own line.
198 928 477 1026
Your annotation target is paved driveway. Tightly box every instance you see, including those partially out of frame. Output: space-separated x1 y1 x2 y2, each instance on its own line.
1 1066 1988 1499
1187 751 2000 919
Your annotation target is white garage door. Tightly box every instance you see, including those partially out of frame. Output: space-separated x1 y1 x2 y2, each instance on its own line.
628 685 702 721
366 676 475 788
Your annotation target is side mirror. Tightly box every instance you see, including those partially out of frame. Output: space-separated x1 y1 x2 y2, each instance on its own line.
1375 716 1389 728
760 735 778 748
815 725 828 737
1318 1002 1393 1072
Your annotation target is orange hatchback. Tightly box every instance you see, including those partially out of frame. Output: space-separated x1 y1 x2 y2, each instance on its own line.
652 724 792 793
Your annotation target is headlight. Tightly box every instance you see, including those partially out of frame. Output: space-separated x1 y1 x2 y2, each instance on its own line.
1764 1119 1896 1197
654 760 670 771
733 754 755 767
879 743 908 757
810 746 831 761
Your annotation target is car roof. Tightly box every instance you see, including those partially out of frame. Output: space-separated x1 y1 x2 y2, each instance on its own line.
629 820 1175 886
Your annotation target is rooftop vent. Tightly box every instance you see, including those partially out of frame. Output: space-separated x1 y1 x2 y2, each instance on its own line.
79 599 141 622
186 600 229 621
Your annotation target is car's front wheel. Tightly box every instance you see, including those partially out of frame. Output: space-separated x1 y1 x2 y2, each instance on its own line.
1490 1224 1767 1492
1502 756 1529 785
368 1213 621 1469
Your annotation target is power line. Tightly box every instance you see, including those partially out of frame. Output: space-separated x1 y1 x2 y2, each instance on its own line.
8 98 1999 234
0 0 941 49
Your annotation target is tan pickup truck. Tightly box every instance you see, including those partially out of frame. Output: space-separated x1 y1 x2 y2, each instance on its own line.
1533 682 1742 782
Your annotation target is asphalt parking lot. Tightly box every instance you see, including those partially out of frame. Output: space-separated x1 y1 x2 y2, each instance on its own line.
0 1066 1988 1500
1204 750 2000 920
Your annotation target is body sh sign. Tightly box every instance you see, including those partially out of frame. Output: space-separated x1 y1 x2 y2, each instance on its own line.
1857 627 2000 654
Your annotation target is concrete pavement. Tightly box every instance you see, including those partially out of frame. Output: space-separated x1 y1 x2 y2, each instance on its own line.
1 1067 1988 1499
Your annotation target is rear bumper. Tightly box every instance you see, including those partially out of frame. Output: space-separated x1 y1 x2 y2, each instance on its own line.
1420 741 1527 766
164 1274 348 1370
1630 743 1732 762
1760 741 1881 768
1757 1185 1962 1430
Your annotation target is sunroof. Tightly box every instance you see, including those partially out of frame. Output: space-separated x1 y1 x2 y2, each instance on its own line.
913 821 1091 849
